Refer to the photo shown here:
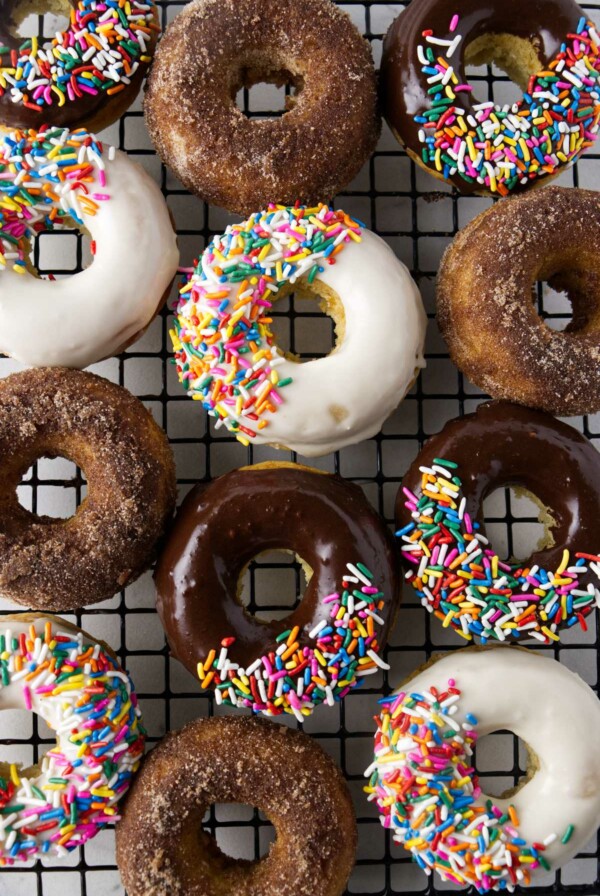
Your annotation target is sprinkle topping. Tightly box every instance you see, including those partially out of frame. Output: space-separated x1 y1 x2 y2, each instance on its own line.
398 458 600 643
0 126 112 274
0 0 157 112
196 561 389 720
171 203 362 445
0 619 145 865
414 15 600 193
365 678 569 892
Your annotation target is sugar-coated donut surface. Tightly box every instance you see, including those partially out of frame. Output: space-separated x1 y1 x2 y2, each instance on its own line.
365 647 600 892
0 126 179 368
171 204 426 456
0 0 159 130
0 614 145 865
116 715 356 896
437 186 600 416
396 402 600 644
381 0 600 194
0 368 176 611
144 0 380 214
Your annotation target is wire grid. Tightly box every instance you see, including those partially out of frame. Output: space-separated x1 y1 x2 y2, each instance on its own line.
1 1 600 893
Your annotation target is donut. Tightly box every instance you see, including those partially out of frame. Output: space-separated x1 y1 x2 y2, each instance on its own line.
381 0 600 195
0 0 159 131
155 461 400 720
395 401 600 644
171 203 426 456
0 367 176 611
143 0 380 215
0 125 179 368
116 715 356 896
0 613 145 865
437 186 600 416
365 646 600 892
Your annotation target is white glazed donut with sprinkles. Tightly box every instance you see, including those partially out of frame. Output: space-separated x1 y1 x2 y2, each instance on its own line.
0 614 145 865
365 647 600 892
0 126 179 368
171 203 427 457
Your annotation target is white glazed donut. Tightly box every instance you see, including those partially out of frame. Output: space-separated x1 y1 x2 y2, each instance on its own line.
172 203 426 456
0 614 145 865
0 126 179 369
365 647 600 892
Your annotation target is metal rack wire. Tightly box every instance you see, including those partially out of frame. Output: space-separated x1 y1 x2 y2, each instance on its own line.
0 1 599 893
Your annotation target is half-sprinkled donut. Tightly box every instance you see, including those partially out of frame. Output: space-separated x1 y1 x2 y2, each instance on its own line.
155 462 400 720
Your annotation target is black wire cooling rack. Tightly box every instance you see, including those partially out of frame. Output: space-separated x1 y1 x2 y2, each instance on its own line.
1 1 600 894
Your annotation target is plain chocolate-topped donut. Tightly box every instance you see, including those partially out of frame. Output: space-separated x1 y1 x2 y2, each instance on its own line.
144 0 380 215
437 187 600 416
0 368 176 611
155 461 400 718
395 401 600 643
116 715 357 896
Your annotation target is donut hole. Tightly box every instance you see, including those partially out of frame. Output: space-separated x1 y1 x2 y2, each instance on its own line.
201 803 276 861
0 708 54 778
17 455 88 520
3 0 71 42
531 260 600 335
238 549 312 623
475 729 535 800
482 486 554 563
270 280 343 363
28 227 93 280
534 280 574 332
234 63 304 120
464 33 543 106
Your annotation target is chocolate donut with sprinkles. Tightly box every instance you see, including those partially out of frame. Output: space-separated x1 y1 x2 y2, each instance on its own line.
171 203 426 457
395 401 600 644
0 126 179 368
381 0 600 195
365 647 600 892
0 613 145 865
0 0 159 130
155 462 400 721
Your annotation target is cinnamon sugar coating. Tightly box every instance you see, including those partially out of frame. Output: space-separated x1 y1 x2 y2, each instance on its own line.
144 0 380 214
437 187 600 416
0 368 176 611
116 715 357 896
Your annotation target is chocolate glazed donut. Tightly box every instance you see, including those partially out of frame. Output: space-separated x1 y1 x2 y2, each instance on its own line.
155 462 400 714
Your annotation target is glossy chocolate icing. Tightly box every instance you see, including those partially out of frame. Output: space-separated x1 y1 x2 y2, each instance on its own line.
381 0 583 194
0 0 153 129
396 401 600 575
155 464 400 676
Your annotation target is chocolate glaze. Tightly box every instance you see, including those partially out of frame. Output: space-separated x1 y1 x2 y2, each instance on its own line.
155 465 400 675
0 0 155 129
381 0 583 194
396 401 600 576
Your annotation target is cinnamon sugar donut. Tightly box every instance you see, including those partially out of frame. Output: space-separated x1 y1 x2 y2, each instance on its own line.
116 715 357 896
0 367 176 611
437 187 600 415
144 0 380 215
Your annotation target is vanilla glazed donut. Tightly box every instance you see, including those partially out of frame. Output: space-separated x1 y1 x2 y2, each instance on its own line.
171 203 426 456
381 0 600 195
0 0 160 131
0 613 145 865
116 715 356 896
0 125 179 368
155 462 400 720
144 0 380 215
437 186 600 416
395 402 600 644
365 646 600 892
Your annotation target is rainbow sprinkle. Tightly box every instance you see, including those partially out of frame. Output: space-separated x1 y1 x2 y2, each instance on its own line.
0 126 112 273
365 677 567 891
398 459 600 643
0 0 157 113
414 15 600 194
171 203 362 445
0 619 145 864
196 562 389 720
